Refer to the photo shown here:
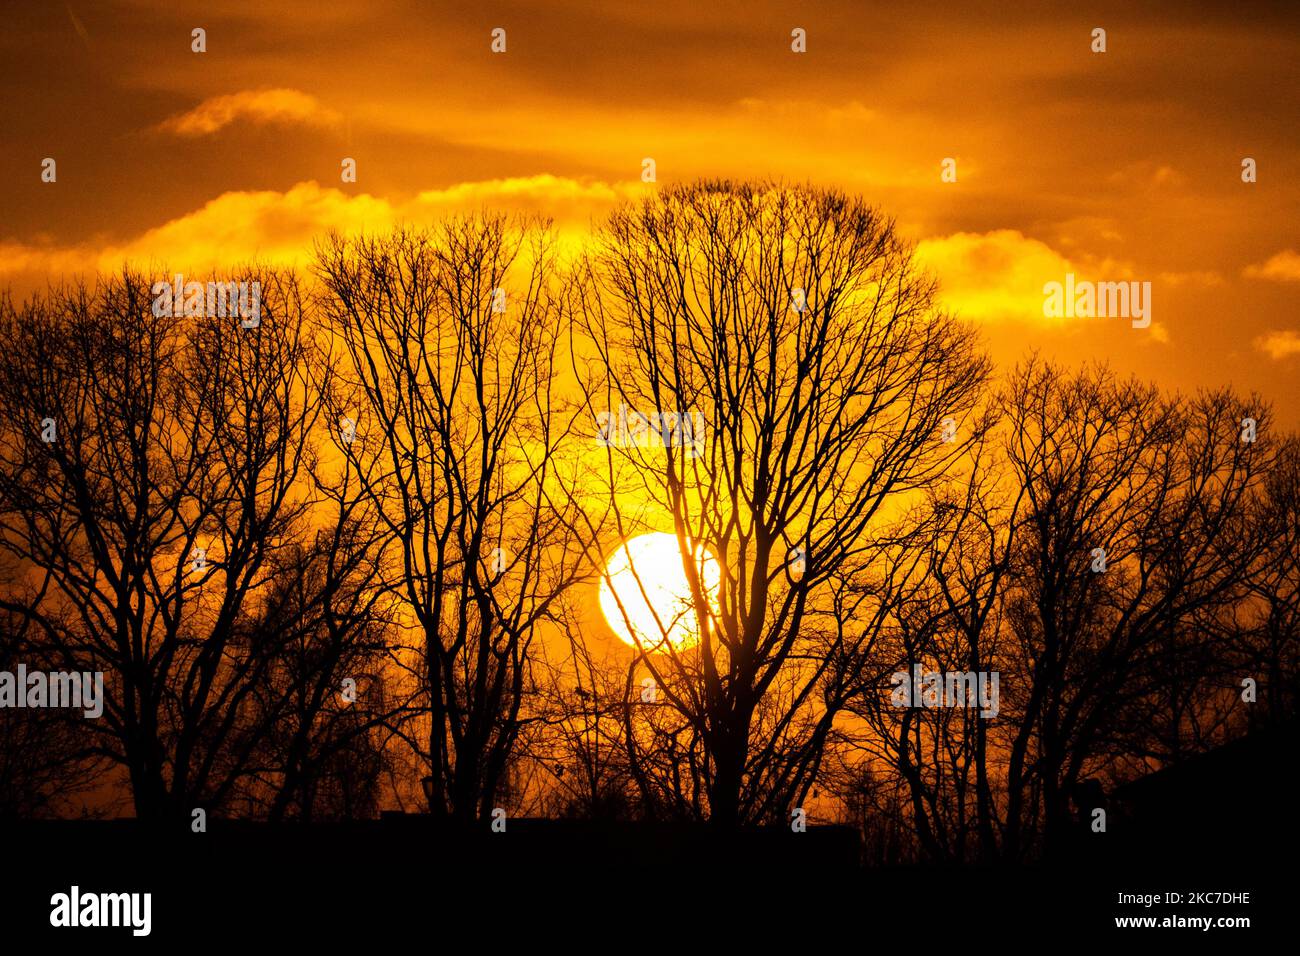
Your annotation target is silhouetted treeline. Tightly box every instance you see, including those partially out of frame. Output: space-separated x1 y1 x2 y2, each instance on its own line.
0 181 1294 865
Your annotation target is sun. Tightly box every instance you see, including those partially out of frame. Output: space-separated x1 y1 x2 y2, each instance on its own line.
598 533 721 652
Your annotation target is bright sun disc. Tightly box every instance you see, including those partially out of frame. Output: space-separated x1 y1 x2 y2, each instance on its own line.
598 533 720 651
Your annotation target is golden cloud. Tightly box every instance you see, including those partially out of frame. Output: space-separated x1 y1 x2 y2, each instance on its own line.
1157 270 1224 288
1254 330 1300 361
156 88 343 137
0 176 646 283
914 230 1079 325
0 188 1180 351
1244 250 1300 283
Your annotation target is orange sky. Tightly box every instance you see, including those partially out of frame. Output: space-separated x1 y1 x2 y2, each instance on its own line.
2 0 1297 421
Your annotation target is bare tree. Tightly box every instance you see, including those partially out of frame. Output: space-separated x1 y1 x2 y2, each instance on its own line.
242 516 394 823
996 360 1275 859
1236 435 1300 728
841 360 1287 863
843 426 1018 862
518 616 640 820
0 268 333 820
0 608 107 817
572 180 991 827
314 218 585 822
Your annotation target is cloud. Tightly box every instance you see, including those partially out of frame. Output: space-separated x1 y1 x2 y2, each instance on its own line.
1254 330 1300 361
1244 250 1300 283
1107 163 1187 189
0 176 645 284
156 88 343 137
913 230 1168 336
915 230 1079 324
0 191 1208 355
1157 270 1224 288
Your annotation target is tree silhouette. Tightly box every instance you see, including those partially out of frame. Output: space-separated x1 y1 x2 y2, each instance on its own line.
0 268 354 820
0 183 1292 863
844 357 1285 862
314 217 586 822
572 180 991 827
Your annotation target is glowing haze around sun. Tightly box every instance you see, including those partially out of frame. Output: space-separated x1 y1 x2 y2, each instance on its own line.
598 533 721 652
